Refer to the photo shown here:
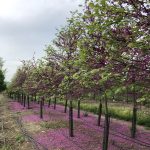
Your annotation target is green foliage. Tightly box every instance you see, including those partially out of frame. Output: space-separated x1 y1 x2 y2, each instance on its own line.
0 70 6 92
8 0 149 131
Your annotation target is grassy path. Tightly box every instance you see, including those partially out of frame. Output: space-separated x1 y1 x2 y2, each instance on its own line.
0 94 36 150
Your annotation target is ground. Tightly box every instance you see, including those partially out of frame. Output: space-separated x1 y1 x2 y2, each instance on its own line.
0 94 150 150
0 94 35 150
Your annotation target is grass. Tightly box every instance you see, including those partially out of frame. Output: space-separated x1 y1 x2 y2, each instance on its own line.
40 120 68 129
57 100 150 128
0 145 13 150
16 134 25 143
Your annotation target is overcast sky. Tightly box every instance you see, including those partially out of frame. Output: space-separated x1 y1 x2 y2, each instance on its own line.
0 0 82 81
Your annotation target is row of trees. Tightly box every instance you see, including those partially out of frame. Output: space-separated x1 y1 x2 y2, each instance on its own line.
8 0 150 150
0 57 6 92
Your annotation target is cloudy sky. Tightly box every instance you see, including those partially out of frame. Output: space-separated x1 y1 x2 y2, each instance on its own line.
0 0 82 81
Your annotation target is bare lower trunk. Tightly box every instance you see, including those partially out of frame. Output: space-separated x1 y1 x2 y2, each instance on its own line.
131 78 137 138
40 100 43 119
27 95 30 109
102 93 110 150
48 98 51 107
64 99 68 113
54 97 56 109
23 95 26 107
69 100 74 137
97 100 102 126
77 100 80 118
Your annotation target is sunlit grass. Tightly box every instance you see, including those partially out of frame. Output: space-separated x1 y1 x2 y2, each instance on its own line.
58 100 150 128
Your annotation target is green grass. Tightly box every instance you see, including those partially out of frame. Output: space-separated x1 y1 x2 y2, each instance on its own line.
57 100 150 128
16 134 25 143
40 120 68 129
0 145 13 150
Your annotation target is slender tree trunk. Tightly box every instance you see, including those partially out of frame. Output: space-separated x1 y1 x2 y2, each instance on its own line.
43 97 45 106
54 96 56 109
23 95 26 107
34 94 36 102
17 93 19 102
131 107 137 138
102 93 110 150
48 98 51 108
27 95 30 109
40 100 43 119
64 99 68 113
126 87 129 104
77 100 80 118
21 93 23 105
103 113 110 150
98 100 102 126
131 76 137 138
69 100 74 137
131 80 137 138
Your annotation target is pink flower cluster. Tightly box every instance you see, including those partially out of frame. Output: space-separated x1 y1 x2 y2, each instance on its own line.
9 102 25 112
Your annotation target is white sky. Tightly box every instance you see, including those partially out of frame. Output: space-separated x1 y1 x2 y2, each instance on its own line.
0 0 82 81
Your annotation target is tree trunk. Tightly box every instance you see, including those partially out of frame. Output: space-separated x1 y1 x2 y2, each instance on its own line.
27 95 30 109
131 77 137 138
77 100 80 118
102 113 110 150
126 87 129 104
43 97 45 106
34 94 36 102
21 93 24 105
64 99 68 113
97 100 102 126
17 93 20 102
102 93 110 150
131 107 137 138
23 95 26 107
69 100 74 137
40 100 43 119
48 98 51 107
54 97 56 109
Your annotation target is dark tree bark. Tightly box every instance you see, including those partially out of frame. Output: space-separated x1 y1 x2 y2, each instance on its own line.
97 100 102 126
131 78 137 138
21 93 24 105
54 96 56 109
48 98 51 108
102 93 110 150
77 100 80 118
102 114 110 150
64 99 68 113
126 86 129 104
27 95 30 109
34 94 36 102
69 100 74 137
43 97 45 106
40 100 43 119
23 95 26 107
